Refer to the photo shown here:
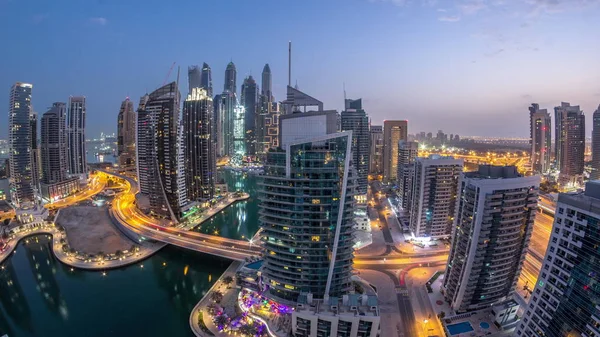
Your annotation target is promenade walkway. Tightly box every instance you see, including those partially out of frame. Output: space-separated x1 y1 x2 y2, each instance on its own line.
180 193 250 231
0 223 164 270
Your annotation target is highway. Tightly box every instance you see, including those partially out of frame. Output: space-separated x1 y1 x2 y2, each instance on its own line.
45 173 107 210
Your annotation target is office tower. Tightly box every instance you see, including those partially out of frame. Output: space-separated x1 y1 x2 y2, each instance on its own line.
591 105 600 180
67 96 87 178
397 140 418 210
341 99 370 194
369 125 383 175
261 63 272 100
188 65 201 93
136 82 184 220
529 103 552 174
282 85 323 114
241 76 258 155
233 104 246 161
214 91 237 158
30 112 40 194
555 102 585 180
257 64 280 154
201 62 212 97
117 98 136 168
183 88 215 201
383 120 408 183
516 180 600 337
213 94 225 157
409 155 463 239
260 113 357 301
279 110 339 149
443 165 540 313
224 61 237 94
8 82 35 207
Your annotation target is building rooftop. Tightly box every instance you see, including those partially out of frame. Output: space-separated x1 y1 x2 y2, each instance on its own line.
464 165 520 179
296 292 379 317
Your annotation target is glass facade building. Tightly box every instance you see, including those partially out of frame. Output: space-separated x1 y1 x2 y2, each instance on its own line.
340 99 370 195
67 96 87 177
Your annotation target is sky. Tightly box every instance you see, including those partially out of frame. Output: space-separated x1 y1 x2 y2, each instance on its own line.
1 0 600 139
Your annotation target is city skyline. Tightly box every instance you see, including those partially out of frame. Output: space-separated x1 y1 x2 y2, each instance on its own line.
1 1 600 139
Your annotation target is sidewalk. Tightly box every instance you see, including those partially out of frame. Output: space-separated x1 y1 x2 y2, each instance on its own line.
406 267 445 337
1 223 164 270
180 193 250 231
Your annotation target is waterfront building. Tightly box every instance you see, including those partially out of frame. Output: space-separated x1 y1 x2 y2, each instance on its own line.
383 120 408 183
30 112 40 195
529 103 551 174
292 293 380 337
369 125 383 175
443 165 539 313
67 96 87 178
591 105 600 180
136 82 185 220
224 61 237 94
341 99 370 195
397 140 418 210
554 102 585 184
260 111 357 301
117 97 136 168
241 76 258 156
408 155 462 239
214 91 237 158
183 87 215 201
517 180 600 336
8 82 35 207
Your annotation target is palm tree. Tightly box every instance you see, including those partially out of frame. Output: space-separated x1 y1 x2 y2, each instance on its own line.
223 276 234 286
211 291 224 303
214 314 228 330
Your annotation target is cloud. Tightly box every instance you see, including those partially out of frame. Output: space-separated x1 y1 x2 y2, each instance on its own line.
460 0 487 14
439 15 461 22
437 8 447 11
525 0 599 17
484 48 505 57
89 17 108 25
521 94 533 100
32 13 49 24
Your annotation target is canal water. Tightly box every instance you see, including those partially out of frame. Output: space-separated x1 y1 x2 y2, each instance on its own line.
0 170 260 337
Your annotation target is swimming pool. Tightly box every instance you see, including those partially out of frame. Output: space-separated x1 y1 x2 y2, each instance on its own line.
480 322 490 329
245 260 264 270
446 321 474 335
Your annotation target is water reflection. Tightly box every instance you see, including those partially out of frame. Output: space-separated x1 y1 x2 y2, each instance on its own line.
0 259 32 334
195 170 259 240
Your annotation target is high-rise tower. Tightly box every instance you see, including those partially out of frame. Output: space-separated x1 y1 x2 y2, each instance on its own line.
261 63 272 100
67 96 87 178
591 105 600 180
529 103 551 174
41 103 67 185
555 102 585 182
8 82 35 207
117 98 136 168
224 62 237 94
397 140 418 210
241 76 258 156
30 112 40 195
383 120 408 183
136 82 184 220
183 88 215 201
369 125 383 175
188 66 201 94
341 98 370 194
201 62 212 97
443 165 540 313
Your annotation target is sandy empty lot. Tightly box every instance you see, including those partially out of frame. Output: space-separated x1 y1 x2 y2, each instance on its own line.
56 206 134 254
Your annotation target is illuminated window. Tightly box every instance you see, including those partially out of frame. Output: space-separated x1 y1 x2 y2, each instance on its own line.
311 236 320 242
285 284 295 290
312 199 320 204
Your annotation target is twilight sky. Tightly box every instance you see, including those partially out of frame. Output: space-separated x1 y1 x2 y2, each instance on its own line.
1 0 600 139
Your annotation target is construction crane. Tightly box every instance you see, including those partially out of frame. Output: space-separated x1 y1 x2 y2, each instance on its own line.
162 62 176 86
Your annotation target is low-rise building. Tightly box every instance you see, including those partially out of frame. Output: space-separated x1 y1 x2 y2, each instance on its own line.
40 177 79 202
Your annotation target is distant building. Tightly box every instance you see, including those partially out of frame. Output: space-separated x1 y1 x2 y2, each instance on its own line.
383 120 408 183
554 102 585 182
341 99 369 194
241 76 258 155
8 82 35 207
260 112 357 301
591 105 600 180
200 62 212 97
517 180 600 336
443 165 539 313
256 64 281 154
67 96 87 178
224 61 237 94
117 98 136 168
188 65 201 94
214 91 237 157
183 88 215 201
369 125 383 175
292 293 380 337
528 103 551 174
136 82 185 220
397 140 418 210
409 155 462 239
282 85 323 114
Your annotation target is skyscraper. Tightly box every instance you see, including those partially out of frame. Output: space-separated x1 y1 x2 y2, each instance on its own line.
516 180 600 337
67 96 87 178
369 125 383 175
241 76 258 156
8 82 35 207
409 155 463 239
555 102 585 182
260 117 357 301
30 112 40 195
188 66 201 93
40 103 78 201
136 82 185 220
261 63 272 100
183 87 215 201
214 91 237 157
256 64 280 155
397 140 418 211
383 120 408 183
117 98 136 168
224 61 237 94
591 105 600 180
443 166 540 313
529 103 551 174
200 62 212 97
341 99 370 194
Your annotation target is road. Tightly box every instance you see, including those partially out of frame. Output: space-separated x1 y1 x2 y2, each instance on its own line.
517 211 554 298
45 173 107 210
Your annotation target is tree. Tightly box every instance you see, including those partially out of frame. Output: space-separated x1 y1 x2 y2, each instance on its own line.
69 247 76 255
214 314 228 330
211 291 224 303
115 250 123 258
240 324 258 336
438 311 446 319
2 218 9 227
223 276 234 286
